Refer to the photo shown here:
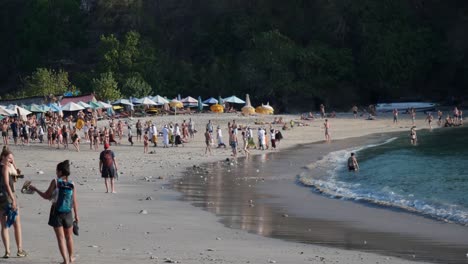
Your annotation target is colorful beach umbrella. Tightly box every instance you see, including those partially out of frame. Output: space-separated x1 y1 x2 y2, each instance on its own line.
241 94 255 115
181 96 199 107
197 96 204 111
77 101 92 109
169 99 183 109
112 99 133 106
88 101 103 109
210 104 224 113
134 97 158 106
203 97 218 104
223 95 245 104
61 102 85 112
98 101 112 109
151 95 169 105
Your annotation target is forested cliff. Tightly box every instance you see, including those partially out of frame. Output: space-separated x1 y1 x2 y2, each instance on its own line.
0 0 467 111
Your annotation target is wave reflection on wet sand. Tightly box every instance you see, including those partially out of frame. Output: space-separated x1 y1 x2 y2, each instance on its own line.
174 133 468 264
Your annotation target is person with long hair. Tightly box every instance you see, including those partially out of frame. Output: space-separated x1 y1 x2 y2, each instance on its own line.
0 146 27 258
30 160 79 264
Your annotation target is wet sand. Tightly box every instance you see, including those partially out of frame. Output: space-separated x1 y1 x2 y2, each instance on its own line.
175 132 468 264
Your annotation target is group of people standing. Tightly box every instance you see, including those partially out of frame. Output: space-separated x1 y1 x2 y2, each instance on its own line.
204 120 283 157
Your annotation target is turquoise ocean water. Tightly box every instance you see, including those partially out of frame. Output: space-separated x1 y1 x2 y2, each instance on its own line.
300 127 468 225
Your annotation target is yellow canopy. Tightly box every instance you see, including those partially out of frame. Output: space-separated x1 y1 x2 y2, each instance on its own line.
255 105 274 115
169 99 183 109
210 104 224 113
241 105 255 115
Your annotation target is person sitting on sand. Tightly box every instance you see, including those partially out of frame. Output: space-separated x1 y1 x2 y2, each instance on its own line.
29 160 78 264
347 153 359 172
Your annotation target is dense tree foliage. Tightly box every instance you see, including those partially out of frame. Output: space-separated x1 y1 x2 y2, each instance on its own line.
0 0 467 111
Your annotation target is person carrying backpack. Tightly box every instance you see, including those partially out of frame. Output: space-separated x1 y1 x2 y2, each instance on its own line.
99 143 118 193
30 160 79 264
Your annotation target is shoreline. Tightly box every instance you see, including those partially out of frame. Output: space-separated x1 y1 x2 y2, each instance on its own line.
175 129 468 263
7 113 454 263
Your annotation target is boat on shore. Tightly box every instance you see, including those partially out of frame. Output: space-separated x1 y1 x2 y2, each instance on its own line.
376 102 437 112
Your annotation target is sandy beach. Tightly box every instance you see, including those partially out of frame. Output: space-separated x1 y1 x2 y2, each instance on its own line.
4 112 454 263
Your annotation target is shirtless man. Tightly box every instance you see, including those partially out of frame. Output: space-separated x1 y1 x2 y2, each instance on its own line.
347 153 359 172
410 127 417 145
2 121 8 145
136 120 142 142
437 110 443 126
426 113 433 129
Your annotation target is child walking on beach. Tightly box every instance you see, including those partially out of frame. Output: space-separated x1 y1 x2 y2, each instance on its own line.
30 160 79 264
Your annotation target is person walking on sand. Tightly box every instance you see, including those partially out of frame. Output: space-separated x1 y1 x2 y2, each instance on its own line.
216 126 226 148
411 108 416 126
2 121 8 146
204 128 212 155
162 125 169 148
324 119 331 142
99 143 118 193
0 147 28 259
143 131 149 153
347 153 359 172
229 126 238 157
71 127 80 152
29 160 78 264
136 119 142 142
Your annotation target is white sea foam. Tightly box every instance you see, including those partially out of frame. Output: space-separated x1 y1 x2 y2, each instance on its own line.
298 137 468 225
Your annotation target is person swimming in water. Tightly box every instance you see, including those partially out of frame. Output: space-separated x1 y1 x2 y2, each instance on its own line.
410 127 417 145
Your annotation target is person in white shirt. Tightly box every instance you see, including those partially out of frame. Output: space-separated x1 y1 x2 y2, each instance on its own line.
162 125 169 148
216 126 226 148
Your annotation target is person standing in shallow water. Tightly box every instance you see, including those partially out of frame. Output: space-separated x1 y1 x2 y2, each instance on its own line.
347 153 359 172
410 127 417 145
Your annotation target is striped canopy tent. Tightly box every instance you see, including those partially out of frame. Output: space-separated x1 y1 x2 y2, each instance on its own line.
181 96 198 107
0 106 15 116
7 105 32 116
112 99 134 106
134 97 158 106
88 101 103 109
223 95 245 104
47 103 62 113
150 95 169 105
61 102 85 112
98 101 112 109
29 104 47 113
38 104 51 112
77 101 92 109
